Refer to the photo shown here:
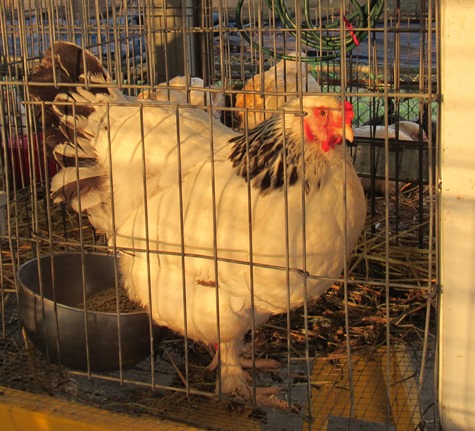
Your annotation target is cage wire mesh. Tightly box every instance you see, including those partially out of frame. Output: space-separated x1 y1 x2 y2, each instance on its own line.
0 1 439 430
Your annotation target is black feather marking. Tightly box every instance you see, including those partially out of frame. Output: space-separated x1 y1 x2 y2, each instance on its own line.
43 129 96 169
54 101 95 120
289 166 299 186
274 159 284 189
53 148 97 168
44 128 67 151
228 115 303 195
58 124 76 143
52 174 105 207
260 170 272 191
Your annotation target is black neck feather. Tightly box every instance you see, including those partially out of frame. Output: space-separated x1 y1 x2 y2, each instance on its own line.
228 115 303 195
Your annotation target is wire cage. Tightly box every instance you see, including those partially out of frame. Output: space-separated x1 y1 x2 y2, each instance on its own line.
0 1 439 430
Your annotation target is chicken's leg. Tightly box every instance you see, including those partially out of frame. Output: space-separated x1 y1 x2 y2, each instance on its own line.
214 340 295 410
208 342 280 372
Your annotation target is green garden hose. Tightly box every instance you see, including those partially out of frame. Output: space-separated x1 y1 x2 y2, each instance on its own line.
235 0 384 62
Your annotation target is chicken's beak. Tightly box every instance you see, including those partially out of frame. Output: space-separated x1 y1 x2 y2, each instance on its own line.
344 124 354 144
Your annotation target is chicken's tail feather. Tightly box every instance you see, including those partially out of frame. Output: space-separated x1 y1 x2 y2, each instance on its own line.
29 41 111 153
29 42 113 232
29 41 109 105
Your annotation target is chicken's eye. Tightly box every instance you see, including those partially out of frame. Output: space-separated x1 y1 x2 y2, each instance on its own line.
319 110 326 116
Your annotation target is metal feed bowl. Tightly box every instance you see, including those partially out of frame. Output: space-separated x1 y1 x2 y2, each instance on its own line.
18 253 166 371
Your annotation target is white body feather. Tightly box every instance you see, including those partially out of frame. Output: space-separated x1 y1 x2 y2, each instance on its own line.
117 151 364 343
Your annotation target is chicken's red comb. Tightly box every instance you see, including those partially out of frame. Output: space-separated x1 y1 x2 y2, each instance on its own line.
344 100 354 124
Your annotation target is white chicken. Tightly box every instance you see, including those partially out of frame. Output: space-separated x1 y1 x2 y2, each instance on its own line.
29 42 366 408
137 76 225 121
235 54 321 129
